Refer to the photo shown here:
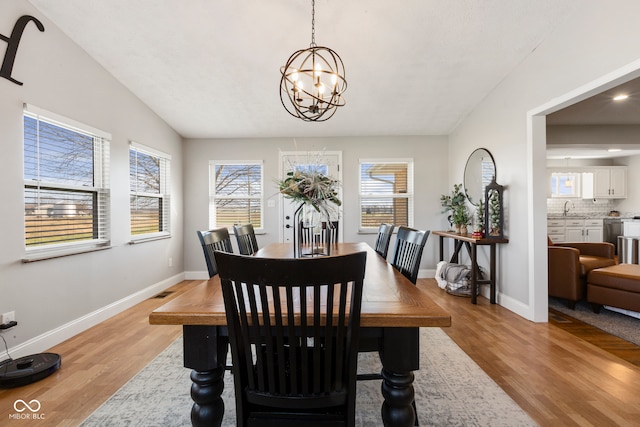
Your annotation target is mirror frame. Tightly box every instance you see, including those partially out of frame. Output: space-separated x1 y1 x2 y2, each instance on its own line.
463 148 496 206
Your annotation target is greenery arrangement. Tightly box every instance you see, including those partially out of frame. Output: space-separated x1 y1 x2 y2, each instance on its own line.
487 189 501 236
473 200 485 237
440 183 470 230
278 170 341 211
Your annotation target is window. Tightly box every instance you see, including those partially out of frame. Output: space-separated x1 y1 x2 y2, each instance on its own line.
359 159 413 230
130 142 171 240
549 171 581 198
23 104 110 257
210 161 263 229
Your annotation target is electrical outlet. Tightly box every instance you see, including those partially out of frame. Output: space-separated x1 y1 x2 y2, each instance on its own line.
168 257 173 267
1 311 15 324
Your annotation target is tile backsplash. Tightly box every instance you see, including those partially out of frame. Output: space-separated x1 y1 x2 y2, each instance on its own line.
547 198 615 217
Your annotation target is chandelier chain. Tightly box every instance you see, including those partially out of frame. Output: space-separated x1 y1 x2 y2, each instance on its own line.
310 0 316 47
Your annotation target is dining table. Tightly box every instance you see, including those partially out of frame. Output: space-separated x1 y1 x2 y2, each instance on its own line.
149 242 451 427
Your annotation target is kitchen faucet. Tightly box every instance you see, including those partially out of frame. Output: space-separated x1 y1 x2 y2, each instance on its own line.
563 200 574 216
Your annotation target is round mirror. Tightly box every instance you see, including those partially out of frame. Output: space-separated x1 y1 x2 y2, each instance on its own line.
463 148 496 206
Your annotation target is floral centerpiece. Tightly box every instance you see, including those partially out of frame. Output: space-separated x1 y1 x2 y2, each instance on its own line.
278 170 341 212
279 169 341 257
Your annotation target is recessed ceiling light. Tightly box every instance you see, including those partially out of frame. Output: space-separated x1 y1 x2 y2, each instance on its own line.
613 94 629 101
607 148 622 152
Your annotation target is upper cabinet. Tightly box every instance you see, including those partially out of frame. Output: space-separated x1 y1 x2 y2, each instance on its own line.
582 166 627 199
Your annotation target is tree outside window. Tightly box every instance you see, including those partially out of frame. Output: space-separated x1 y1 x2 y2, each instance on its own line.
210 162 263 229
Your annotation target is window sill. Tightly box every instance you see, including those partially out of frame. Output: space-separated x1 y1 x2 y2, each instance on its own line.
23 244 112 263
129 233 171 244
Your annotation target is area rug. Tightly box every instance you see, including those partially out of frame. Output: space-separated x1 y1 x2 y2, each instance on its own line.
81 328 536 427
549 297 640 346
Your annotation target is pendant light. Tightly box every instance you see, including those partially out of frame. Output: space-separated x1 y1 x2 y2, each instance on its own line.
279 0 347 122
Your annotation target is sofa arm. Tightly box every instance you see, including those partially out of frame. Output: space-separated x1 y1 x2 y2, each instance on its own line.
548 246 583 302
559 242 615 259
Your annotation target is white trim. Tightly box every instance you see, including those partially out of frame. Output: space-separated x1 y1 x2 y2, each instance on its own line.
526 58 640 323
23 103 111 140
3 273 184 359
130 140 172 160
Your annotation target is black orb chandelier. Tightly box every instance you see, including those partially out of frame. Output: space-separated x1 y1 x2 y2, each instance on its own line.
280 0 347 122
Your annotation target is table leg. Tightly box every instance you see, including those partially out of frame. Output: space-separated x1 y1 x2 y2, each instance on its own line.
471 242 478 304
490 243 497 304
380 327 419 427
183 325 228 427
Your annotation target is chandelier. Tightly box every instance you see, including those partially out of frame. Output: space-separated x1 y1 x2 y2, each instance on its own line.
280 0 347 122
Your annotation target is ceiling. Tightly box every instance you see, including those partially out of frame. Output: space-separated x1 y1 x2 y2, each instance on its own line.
27 0 582 140
546 76 640 159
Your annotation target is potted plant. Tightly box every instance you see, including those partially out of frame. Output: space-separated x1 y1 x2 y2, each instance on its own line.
440 183 470 234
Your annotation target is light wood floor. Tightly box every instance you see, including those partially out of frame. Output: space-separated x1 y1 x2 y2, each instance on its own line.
2 278 640 426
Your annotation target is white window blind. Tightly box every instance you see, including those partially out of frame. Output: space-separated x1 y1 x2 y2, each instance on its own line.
130 142 171 239
23 104 111 256
359 159 414 230
210 161 263 229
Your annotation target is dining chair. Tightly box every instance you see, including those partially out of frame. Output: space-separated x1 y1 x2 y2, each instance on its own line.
358 226 429 426
374 223 395 259
196 228 233 278
321 220 339 245
390 226 431 285
214 250 367 427
233 223 260 255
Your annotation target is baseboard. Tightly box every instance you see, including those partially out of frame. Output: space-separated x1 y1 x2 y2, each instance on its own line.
7 273 185 359
496 291 536 321
418 268 436 279
184 270 209 280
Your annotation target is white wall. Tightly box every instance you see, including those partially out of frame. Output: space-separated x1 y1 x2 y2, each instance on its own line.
182 136 449 277
449 0 640 320
0 0 184 356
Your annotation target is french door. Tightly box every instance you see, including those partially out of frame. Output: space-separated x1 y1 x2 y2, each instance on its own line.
279 151 342 243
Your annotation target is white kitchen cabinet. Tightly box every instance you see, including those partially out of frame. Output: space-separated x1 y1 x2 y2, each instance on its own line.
547 218 565 243
565 218 585 242
548 218 603 243
583 166 627 199
584 219 604 242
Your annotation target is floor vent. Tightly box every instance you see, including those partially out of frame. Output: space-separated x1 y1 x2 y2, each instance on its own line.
152 291 173 299
549 313 572 323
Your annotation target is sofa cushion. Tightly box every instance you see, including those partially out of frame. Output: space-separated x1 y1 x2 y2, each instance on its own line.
578 255 616 276
588 264 640 293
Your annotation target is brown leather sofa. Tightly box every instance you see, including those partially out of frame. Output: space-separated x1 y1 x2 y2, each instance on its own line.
548 238 616 308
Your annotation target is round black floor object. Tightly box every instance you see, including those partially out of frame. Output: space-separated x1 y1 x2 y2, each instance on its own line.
0 353 61 388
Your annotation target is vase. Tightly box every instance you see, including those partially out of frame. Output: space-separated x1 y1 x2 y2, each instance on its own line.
460 224 468 235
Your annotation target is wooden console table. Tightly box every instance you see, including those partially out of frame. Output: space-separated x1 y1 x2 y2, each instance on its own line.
433 230 508 304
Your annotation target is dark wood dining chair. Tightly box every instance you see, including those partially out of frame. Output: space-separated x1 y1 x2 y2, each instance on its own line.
390 226 430 285
374 223 395 259
321 220 339 245
358 226 429 426
214 250 367 427
196 228 233 278
233 223 259 255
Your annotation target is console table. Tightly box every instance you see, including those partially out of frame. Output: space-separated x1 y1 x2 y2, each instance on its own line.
433 231 508 304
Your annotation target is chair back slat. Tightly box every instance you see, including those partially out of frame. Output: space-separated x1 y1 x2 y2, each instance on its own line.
390 226 430 284
234 224 260 255
374 223 395 259
197 228 233 277
215 250 366 425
